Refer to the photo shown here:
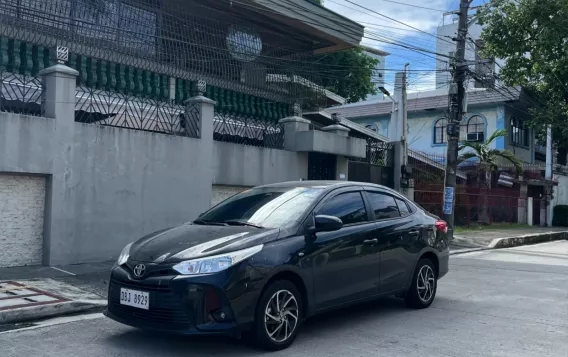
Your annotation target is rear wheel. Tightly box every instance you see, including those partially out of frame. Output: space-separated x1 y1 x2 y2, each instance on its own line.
405 258 437 309
247 280 303 350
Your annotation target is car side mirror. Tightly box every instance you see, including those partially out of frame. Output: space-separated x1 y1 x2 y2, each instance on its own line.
314 215 343 232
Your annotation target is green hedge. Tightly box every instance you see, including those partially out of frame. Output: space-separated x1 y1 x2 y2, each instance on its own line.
552 205 568 227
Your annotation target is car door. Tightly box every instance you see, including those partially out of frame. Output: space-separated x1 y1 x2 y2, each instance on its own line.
364 190 421 294
308 189 380 310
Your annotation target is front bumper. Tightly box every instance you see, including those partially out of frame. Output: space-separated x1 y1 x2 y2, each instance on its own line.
105 263 263 335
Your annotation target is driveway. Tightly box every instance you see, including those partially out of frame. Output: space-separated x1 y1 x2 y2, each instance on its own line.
2 241 567 357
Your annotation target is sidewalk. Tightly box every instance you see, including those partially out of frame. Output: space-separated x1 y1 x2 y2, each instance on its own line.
451 226 568 253
0 261 113 326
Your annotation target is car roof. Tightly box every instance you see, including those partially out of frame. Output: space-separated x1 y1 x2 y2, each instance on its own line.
255 180 396 193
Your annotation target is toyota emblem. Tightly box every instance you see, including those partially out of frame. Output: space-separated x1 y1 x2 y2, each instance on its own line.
133 264 146 278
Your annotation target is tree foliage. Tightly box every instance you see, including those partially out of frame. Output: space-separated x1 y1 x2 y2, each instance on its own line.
477 0 568 145
308 0 379 103
459 129 523 176
316 48 379 103
458 129 522 224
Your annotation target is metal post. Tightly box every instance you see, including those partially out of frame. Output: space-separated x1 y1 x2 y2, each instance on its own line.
443 0 471 240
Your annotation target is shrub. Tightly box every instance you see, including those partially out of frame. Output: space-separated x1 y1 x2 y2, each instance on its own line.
552 205 568 227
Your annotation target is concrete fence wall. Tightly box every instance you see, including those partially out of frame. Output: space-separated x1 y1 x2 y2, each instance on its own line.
0 65 309 265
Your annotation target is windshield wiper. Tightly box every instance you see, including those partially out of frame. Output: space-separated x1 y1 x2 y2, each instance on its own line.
222 220 265 229
193 219 229 226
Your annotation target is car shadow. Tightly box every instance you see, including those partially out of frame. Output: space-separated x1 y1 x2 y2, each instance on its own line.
103 296 408 355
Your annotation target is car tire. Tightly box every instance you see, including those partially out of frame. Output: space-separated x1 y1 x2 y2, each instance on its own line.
247 280 303 351
405 258 437 309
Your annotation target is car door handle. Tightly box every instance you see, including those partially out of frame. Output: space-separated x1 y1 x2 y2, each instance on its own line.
409 230 420 236
363 239 378 245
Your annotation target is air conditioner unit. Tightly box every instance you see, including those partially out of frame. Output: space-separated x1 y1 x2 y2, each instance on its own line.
467 132 484 142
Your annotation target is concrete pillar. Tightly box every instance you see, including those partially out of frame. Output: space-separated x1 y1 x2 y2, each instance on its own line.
540 199 546 227
393 141 403 192
39 64 79 265
278 116 311 151
387 73 404 141
184 95 216 208
518 181 527 224
336 155 348 181
40 64 79 120
527 197 533 226
402 187 414 201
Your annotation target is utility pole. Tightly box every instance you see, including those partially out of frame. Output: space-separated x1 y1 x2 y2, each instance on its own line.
545 125 553 226
443 0 471 240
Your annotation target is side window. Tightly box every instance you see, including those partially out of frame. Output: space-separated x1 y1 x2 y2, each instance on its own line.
395 198 411 217
367 192 400 220
318 192 368 225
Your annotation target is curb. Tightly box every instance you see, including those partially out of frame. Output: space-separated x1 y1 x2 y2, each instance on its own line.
449 247 492 256
450 231 568 256
0 300 107 325
488 231 568 248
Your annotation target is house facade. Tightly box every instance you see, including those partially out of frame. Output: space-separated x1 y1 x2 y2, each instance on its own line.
0 0 394 267
331 88 546 165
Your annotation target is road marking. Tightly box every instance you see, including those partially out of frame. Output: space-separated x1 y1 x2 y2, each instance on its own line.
0 313 105 335
50 267 76 276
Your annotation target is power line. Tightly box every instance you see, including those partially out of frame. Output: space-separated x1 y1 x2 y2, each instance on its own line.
375 0 447 12
337 0 456 45
226 0 452 65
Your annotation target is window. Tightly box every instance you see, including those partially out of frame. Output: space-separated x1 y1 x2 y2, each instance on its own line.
467 115 484 134
365 124 379 133
474 40 495 89
367 192 400 220
466 115 484 141
395 198 411 217
434 118 448 144
511 116 529 147
318 192 368 225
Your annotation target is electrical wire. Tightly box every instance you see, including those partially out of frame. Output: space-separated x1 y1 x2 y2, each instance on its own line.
336 0 456 45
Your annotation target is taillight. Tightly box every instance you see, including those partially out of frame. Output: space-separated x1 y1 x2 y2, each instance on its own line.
435 220 448 233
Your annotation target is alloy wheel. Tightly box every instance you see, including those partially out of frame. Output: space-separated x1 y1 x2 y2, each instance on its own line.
264 289 299 343
417 265 436 303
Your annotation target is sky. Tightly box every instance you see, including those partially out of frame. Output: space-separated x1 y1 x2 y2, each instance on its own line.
323 0 487 94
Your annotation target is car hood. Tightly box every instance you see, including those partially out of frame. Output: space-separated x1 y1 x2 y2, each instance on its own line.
129 223 280 263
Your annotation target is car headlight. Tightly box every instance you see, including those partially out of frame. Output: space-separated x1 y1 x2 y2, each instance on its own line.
117 243 133 266
172 244 263 275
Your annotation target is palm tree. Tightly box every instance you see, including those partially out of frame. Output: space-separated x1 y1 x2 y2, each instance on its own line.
458 129 522 224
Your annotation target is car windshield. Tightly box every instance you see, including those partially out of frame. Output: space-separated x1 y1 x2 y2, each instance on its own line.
197 186 325 229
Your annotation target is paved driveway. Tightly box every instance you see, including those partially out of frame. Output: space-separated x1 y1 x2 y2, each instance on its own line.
2 241 568 357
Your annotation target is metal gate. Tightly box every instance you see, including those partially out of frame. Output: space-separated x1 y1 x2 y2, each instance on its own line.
348 139 394 188
308 152 337 180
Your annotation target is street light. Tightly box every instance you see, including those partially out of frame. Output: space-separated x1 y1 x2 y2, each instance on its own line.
379 86 398 111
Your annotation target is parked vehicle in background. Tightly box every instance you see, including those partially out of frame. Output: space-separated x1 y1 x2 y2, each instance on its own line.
105 181 449 350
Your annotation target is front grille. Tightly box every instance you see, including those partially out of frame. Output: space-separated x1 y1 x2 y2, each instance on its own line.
108 279 191 330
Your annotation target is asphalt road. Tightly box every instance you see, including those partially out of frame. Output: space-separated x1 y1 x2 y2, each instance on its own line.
2 241 567 357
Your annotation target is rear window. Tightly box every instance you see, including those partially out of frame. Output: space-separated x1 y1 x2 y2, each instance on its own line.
366 192 400 220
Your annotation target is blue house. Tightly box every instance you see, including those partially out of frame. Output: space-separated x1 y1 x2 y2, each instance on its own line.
330 88 545 165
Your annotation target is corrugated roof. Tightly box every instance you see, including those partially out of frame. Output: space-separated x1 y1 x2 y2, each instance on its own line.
329 88 521 119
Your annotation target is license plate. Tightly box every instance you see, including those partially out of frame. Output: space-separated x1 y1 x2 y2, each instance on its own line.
119 288 149 310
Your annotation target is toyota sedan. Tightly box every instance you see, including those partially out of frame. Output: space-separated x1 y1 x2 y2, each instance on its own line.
105 181 449 350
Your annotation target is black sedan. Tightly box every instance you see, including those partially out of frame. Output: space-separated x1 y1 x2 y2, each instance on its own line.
105 181 449 350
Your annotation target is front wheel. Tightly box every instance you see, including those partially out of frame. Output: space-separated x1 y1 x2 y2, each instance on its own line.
247 280 303 350
405 258 437 309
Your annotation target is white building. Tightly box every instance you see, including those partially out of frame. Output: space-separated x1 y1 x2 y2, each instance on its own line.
434 13 503 90
361 46 389 101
